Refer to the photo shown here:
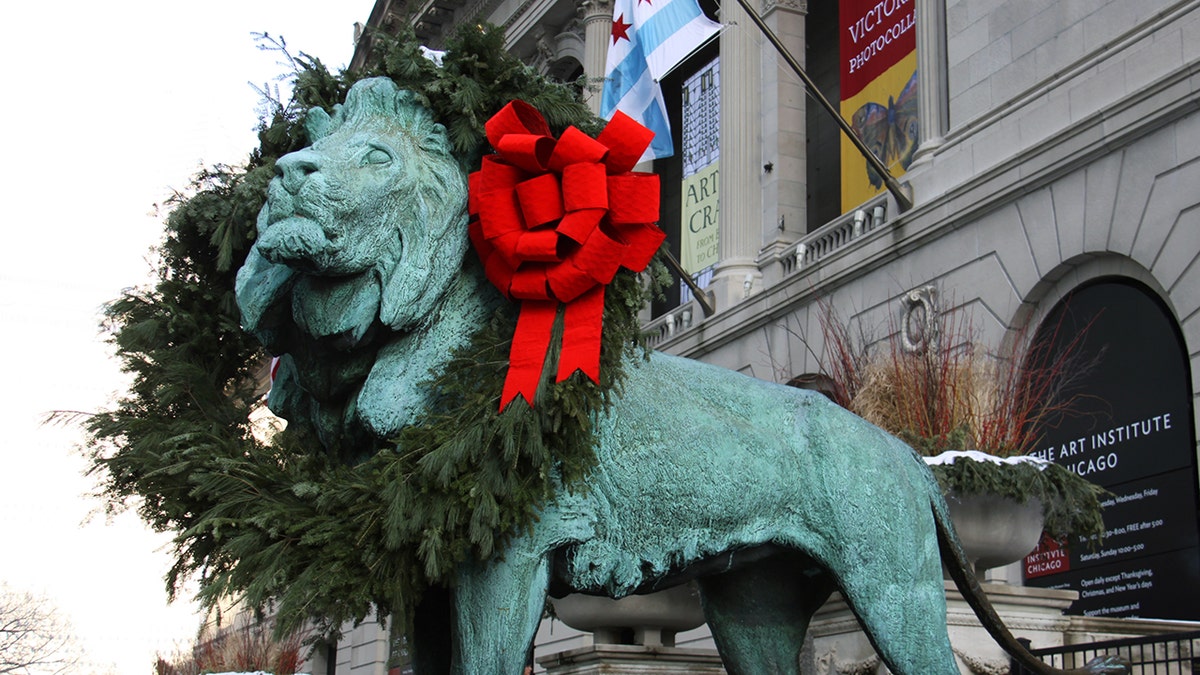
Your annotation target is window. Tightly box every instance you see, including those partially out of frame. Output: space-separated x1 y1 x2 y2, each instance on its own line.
806 0 842 230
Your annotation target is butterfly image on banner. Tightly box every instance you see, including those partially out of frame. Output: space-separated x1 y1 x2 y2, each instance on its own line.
851 70 919 189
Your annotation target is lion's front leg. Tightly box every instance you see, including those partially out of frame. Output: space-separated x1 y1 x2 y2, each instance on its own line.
452 542 550 674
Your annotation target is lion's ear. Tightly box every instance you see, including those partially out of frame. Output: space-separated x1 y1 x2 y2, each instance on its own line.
305 106 334 142
419 124 451 156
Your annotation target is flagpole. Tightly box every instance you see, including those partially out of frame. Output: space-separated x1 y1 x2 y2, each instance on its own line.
659 244 717 317
732 0 914 213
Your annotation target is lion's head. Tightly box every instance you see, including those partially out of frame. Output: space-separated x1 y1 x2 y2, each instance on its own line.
246 77 468 333
236 78 492 457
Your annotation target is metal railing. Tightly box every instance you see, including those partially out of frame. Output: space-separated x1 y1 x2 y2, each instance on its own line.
1012 630 1200 674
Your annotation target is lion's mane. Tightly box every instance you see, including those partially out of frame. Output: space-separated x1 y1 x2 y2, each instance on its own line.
235 78 497 460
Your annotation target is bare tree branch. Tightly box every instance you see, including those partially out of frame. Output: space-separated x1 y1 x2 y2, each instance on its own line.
0 585 81 675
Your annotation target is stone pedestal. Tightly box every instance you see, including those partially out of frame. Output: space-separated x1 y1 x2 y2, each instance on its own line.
809 582 1078 674
539 644 726 675
550 584 707 648
538 582 1198 674
807 581 1197 674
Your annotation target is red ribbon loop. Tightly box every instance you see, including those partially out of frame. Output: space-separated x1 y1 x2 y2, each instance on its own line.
485 101 551 148
549 127 610 171
562 163 609 212
468 102 666 409
598 111 656 173
607 173 661 224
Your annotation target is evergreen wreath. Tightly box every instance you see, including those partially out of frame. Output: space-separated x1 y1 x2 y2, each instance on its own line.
930 454 1107 543
85 23 666 638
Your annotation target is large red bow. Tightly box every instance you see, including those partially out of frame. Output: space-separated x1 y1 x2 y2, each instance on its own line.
468 101 666 409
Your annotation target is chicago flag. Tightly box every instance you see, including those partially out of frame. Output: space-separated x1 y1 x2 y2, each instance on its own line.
601 0 722 161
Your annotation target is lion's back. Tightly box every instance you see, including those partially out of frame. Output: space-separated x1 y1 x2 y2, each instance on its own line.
568 352 924 594
596 351 911 478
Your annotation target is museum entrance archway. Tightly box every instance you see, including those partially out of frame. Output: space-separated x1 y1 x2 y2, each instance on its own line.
1022 278 1200 620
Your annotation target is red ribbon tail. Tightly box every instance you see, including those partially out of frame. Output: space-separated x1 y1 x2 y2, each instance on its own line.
556 286 605 385
500 300 558 410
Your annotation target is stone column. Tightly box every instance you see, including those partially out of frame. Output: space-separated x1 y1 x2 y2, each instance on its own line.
580 0 613 115
758 0 808 263
710 0 764 310
911 0 948 166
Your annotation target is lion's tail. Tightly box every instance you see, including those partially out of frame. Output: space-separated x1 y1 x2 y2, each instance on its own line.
931 495 1130 675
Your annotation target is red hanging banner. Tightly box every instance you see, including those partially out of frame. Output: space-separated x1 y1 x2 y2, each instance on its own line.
839 0 918 212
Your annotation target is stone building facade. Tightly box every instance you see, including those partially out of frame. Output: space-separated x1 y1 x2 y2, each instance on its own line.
313 0 1200 672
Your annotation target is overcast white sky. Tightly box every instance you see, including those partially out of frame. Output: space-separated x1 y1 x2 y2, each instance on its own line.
0 2 373 671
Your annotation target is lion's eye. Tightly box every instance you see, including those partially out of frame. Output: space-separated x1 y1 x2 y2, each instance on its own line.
363 147 393 166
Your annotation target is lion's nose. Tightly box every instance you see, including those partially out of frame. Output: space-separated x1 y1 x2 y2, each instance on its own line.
276 150 321 194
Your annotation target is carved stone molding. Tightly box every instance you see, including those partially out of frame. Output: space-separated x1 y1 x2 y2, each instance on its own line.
899 284 938 354
953 647 1011 675
811 618 867 637
501 0 538 30
560 20 583 41
815 647 881 675
763 0 808 14
946 613 1073 633
579 0 613 16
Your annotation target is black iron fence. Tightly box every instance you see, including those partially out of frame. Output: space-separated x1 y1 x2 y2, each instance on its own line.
1012 630 1200 674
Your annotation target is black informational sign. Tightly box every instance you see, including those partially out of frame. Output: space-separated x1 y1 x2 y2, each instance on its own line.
1022 280 1200 620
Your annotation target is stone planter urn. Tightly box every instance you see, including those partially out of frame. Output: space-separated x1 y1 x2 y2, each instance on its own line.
549 583 707 647
945 491 1044 575
927 451 1047 576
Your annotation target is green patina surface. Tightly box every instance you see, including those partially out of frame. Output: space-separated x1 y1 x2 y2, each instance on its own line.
233 77 1071 675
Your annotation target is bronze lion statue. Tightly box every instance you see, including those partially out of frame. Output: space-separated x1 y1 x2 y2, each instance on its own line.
236 78 1124 675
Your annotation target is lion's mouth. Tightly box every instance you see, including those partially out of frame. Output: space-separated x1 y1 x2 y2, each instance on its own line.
257 214 338 273
258 177 346 271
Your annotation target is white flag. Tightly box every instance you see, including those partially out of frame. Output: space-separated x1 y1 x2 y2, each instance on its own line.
601 0 722 161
